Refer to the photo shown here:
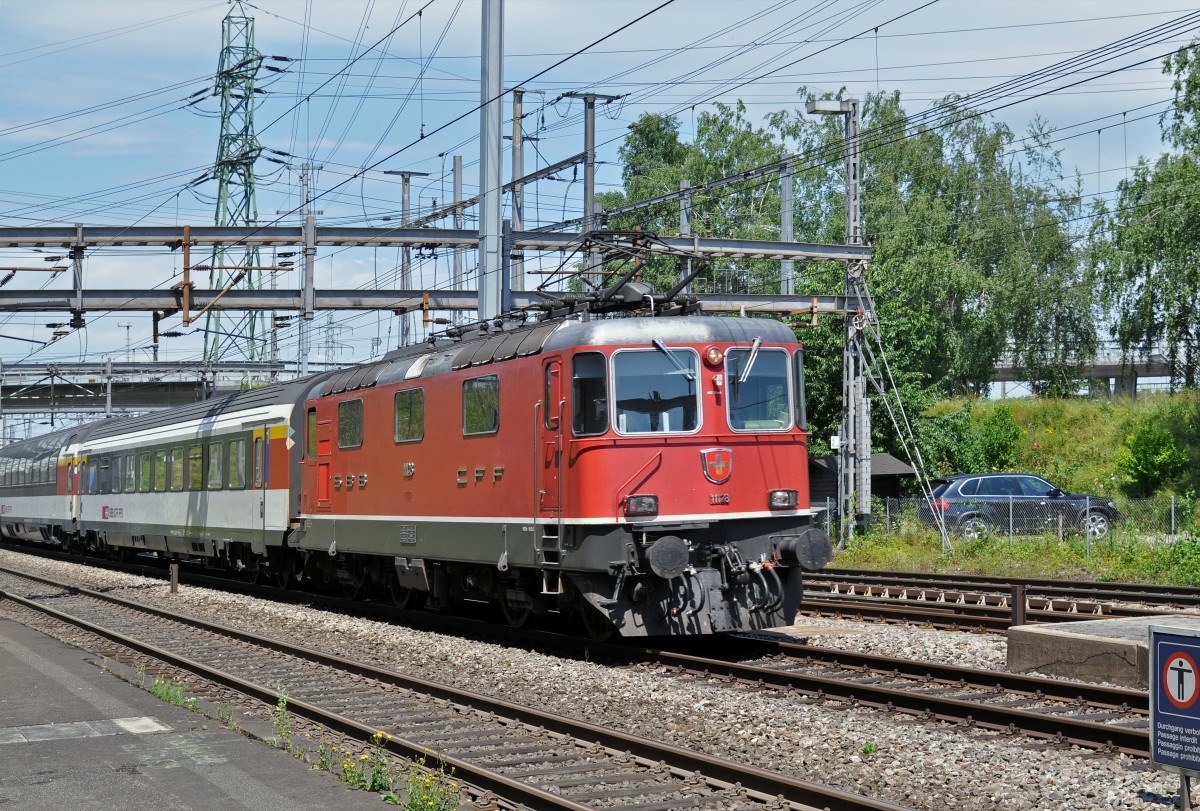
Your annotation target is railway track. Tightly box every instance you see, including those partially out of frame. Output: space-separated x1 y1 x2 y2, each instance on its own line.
620 634 1151 759
0 563 904 811
819 569 1200 610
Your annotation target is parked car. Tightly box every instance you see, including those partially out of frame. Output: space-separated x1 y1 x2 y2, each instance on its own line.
920 473 1119 540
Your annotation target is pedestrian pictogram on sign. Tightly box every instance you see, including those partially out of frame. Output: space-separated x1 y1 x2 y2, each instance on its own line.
1166 652 1200 711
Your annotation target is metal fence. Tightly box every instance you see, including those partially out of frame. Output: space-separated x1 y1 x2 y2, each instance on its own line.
814 495 1199 546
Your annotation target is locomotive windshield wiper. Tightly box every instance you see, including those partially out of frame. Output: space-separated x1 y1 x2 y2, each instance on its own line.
737 337 762 384
652 339 695 380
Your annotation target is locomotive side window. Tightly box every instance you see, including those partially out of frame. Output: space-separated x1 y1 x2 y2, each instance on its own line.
612 348 699 434
725 347 792 431
306 408 317 458
572 352 608 436
463 375 500 436
188 445 203 490
394 389 424 443
228 439 246 489
794 349 807 431
138 451 151 493
338 399 363 449
544 363 561 430
207 442 223 489
170 447 185 492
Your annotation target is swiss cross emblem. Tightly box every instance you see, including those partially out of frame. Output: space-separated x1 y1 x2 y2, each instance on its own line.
701 448 732 484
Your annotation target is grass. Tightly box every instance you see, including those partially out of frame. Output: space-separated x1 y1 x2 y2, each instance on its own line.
834 522 1200 586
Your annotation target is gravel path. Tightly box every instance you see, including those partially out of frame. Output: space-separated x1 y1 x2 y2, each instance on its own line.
0 550 1179 811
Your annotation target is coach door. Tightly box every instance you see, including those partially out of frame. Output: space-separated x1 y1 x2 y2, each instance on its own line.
251 424 270 546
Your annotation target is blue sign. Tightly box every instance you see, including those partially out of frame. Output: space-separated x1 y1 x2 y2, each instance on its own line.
1151 625 1200 775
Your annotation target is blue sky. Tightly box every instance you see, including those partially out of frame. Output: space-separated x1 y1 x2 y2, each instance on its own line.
0 0 1194 408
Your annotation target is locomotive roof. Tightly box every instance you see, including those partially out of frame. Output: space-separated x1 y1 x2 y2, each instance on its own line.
542 314 798 351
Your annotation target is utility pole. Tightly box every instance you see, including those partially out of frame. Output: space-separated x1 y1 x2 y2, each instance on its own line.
293 162 322 377
383 168 429 345
510 88 524 291
118 322 131 362
780 158 794 295
477 0 504 322
807 97 868 544
452 154 463 323
679 179 692 293
565 92 621 287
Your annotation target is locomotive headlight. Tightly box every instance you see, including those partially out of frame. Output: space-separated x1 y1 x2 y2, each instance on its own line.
704 346 724 366
768 489 798 509
625 494 659 516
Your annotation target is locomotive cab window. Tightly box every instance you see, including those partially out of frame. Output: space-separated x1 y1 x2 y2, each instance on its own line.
572 352 608 436
338 399 363 449
725 346 792 431
612 347 699 434
463 375 500 436
394 389 424 443
793 348 807 431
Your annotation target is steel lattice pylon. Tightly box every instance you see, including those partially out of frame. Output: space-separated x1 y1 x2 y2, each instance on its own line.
206 1 263 363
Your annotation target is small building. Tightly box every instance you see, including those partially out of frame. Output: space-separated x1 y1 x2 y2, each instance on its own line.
808 452 916 507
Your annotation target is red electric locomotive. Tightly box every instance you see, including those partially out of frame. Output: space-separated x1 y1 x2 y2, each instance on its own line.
0 303 831 638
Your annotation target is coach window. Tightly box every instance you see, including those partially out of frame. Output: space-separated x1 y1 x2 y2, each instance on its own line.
253 437 264 488
153 450 168 492
463 375 499 436
112 456 123 493
725 347 791 432
306 408 317 459
228 439 246 489
188 445 203 490
572 352 608 436
394 389 424 443
170 447 185 492
612 347 699 434
138 451 151 493
98 458 111 494
207 442 223 489
338 399 363 448
125 453 136 492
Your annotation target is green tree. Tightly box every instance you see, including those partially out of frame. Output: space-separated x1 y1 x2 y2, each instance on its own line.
1091 41 1200 389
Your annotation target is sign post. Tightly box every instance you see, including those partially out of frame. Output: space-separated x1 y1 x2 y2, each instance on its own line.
1150 625 1200 809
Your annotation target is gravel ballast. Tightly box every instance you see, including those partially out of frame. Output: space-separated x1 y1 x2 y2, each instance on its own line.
0 550 1179 811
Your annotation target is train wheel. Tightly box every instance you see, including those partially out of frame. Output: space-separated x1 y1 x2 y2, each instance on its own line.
578 605 616 643
500 591 533 629
388 580 426 611
341 558 368 600
270 552 294 590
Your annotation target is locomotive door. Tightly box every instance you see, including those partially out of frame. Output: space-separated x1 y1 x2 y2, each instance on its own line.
538 359 564 515
314 419 333 512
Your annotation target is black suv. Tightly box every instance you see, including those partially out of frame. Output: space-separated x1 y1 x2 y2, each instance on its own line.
921 473 1118 540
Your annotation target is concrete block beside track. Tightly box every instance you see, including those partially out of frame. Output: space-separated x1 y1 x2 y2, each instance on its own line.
1007 615 1200 687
